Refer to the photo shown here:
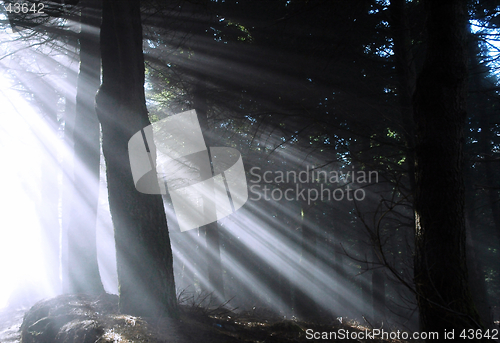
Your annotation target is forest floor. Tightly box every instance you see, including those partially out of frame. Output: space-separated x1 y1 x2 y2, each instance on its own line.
0 294 416 343
153 307 413 343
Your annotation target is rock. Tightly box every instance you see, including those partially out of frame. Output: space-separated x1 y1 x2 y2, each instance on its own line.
55 320 103 343
20 294 155 343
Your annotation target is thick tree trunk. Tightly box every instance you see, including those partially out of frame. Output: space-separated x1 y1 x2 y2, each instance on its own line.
96 0 178 317
413 0 484 335
66 0 104 295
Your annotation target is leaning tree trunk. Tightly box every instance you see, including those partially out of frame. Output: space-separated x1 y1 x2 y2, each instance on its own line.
66 0 104 295
412 0 484 335
96 0 178 317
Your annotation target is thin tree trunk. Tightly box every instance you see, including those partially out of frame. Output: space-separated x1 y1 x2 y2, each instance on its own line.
61 59 77 294
479 117 500 244
465 216 493 329
295 200 319 319
371 249 386 327
39 97 61 296
66 0 104 295
331 221 347 317
31 75 61 296
465 32 495 328
193 77 224 303
390 0 417 196
389 0 418 328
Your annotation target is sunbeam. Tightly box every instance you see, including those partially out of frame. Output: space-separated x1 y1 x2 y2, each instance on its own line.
0 68 54 308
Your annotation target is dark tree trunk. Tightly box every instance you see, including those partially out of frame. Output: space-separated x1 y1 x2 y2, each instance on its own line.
371 249 386 327
389 0 417 195
61 58 78 294
295 200 319 319
66 0 104 295
351 133 377 325
465 31 496 329
331 221 349 317
193 77 224 302
471 48 500 246
277 206 294 317
96 0 178 317
466 218 494 329
413 0 484 335
389 0 418 327
360 261 372 323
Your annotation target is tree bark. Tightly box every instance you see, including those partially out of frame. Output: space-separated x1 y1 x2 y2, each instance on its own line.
465 30 496 329
96 0 178 317
413 0 484 335
26 71 62 296
389 0 417 195
193 77 224 303
38 85 61 296
61 54 77 295
371 249 386 327
295 199 319 319
66 0 104 295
